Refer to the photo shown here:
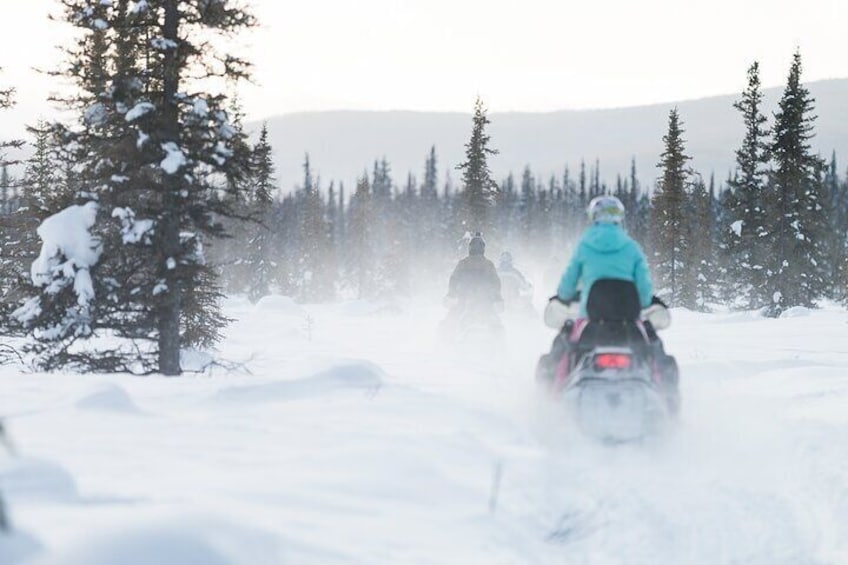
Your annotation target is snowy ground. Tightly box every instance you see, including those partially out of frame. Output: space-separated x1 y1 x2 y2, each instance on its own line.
1 297 847 564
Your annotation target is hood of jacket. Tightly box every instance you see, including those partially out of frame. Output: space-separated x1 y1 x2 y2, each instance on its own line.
580 223 630 254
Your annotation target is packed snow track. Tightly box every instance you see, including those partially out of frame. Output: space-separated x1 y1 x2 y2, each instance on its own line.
1 298 846 564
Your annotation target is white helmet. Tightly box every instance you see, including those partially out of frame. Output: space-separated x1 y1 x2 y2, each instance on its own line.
587 195 625 224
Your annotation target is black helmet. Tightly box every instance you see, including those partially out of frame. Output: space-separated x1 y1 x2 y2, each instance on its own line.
468 232 486 256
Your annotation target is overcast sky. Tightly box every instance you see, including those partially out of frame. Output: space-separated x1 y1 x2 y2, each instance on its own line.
1 0 846 130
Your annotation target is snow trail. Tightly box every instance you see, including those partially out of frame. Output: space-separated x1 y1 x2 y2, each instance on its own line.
1 299 847 563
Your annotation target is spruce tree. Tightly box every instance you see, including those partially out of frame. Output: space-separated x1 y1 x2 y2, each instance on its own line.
688 175 717 310
18 0 256 373
245 123 276 303
823 152 846 298
422 146 438 200
652 108 692 305
765 50 827 314
456 97 499 233
724 62 770 308
22 123 62 219
627 158 648 246
0 71 22 166
297 154 333 301
348 174 375 298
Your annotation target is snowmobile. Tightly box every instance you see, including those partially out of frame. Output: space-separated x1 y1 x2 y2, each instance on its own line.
440 295 505 352
538 280 678 443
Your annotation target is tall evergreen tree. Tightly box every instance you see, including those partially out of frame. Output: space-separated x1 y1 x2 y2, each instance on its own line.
245 123 276 303
17 0 256 373
422 145 438 200
723 62 770 308
348 174 374 298
456 97 498 233
652 108 692 305
823 152 846 298
0 71 22 166
688 175 717 310
297 154 333 301
765 50 827 314
22 122 63 219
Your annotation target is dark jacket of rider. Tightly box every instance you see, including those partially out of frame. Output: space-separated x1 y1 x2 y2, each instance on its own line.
449 255 502 303
448 235 502 304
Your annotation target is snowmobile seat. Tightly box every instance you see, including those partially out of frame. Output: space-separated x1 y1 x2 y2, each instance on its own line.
585 279 641 322
578 279 649 355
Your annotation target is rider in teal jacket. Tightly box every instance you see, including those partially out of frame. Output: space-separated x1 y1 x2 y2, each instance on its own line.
557 196 652 317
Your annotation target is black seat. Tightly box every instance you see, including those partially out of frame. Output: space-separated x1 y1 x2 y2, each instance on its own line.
578 279 647 354
586 279 641 322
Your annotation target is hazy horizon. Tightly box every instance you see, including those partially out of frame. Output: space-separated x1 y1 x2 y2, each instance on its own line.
2 0 846 131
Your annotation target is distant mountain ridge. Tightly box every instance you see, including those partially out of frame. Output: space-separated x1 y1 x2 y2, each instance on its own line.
257 78 848 194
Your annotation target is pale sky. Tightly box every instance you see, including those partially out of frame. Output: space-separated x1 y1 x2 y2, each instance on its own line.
1 0 846 131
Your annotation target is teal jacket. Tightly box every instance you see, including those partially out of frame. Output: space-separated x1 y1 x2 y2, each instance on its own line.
557 223 653 317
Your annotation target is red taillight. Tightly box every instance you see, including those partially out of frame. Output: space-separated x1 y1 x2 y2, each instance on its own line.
595 353 631 369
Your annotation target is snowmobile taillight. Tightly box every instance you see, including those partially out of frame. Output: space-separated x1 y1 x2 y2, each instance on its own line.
594 353 632 370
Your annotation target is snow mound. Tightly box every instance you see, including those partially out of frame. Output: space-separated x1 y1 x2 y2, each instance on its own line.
31 518 282 565
253 295 305 316
75 385 141 414
1 458 78 503
0 530 42 565
780 306 812 318
215 361 384 404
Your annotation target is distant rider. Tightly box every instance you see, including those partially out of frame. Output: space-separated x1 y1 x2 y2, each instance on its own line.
444 233 503 328
497 251 534 313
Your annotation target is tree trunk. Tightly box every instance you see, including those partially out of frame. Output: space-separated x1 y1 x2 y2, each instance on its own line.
158 0 181 376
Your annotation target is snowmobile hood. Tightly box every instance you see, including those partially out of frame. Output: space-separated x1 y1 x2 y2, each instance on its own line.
581 223 631 253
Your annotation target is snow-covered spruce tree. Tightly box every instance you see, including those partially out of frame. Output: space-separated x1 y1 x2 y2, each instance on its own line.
416 146 444 277
347 174 375 299
0 166 10 215
21 122 78 219
296 154 333 302
687 175 717 310
456 97 499 233
723 62 770 308
0 72 22 166
651 108 693 306
0 73 27 331
518 165 535 245
822 153 847 299
764 51 828 315
244 122 276 304
626 158 649 248
0 123 75 336
19 1 255 373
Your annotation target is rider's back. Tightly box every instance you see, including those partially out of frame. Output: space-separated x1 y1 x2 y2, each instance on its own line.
558 223 652 317
450 255 501 302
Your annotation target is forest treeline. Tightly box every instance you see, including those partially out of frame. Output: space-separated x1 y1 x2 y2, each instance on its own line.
0 2 842 374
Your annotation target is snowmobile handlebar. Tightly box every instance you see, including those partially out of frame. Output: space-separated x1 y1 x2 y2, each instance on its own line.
543 295 671 331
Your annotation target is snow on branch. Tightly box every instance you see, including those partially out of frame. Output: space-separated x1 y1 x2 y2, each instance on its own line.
161 142 186 174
